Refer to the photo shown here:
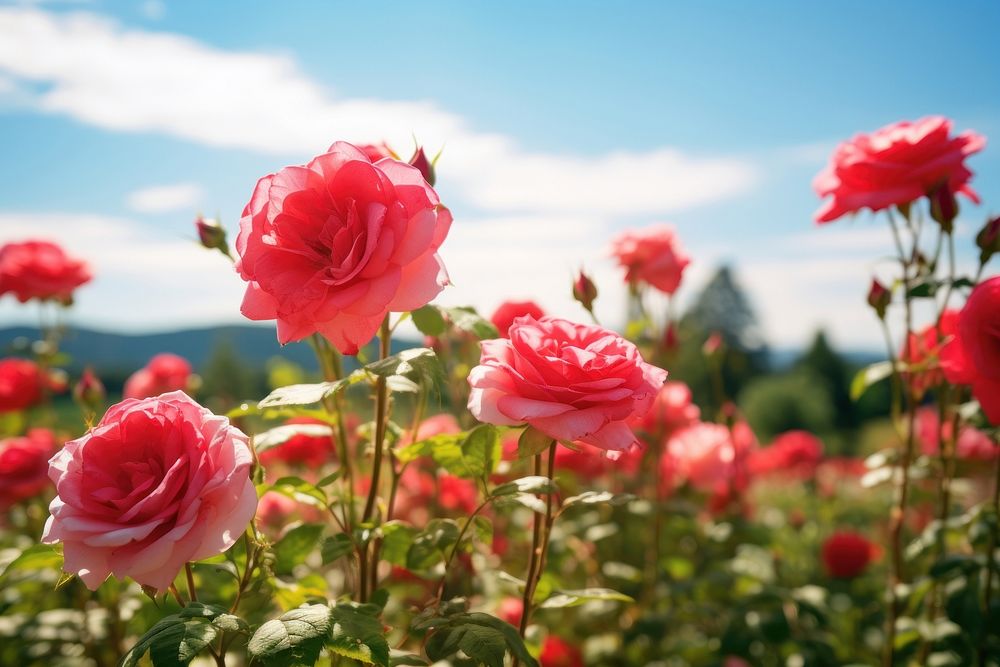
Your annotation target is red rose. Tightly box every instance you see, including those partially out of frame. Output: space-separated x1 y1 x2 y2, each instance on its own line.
0 240 92 304
236 141 452 354
123 353 193 400
259 417 336 469
490 300 546 338
0 428 57 511
608 224 690 295
468 316 666 454
941 276 1000 424
814 116 985 224
747 430 823 481
916 407 997 461
822 531 875 578
539 636 584 667
0 358 47 413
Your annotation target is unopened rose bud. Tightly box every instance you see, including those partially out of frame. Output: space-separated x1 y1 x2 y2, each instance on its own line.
572 269 598 312
73 367 106 413
929 185 958 232
703 332 724 357
867 278 891 320
976 215 1000 265
195 216 231 257
408 146 436 186
662 321 679 353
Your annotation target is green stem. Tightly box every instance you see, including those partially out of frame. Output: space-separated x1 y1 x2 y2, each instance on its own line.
433 498 494 605
518 442 557 639
980 435 1000 667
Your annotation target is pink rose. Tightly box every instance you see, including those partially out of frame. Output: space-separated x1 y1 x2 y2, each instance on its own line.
42 391 257 590
630 381 700 441
402 413 461 446
0 240 92 305
608 224 690 295
901 310 960 397
258 416 336 469
490 300 546 338
236 141 452 354
468 316 666 453
665 421 756 494
941 276 1000 424
814 116 986 223
916 407 997 461
0 428 57 511
747 430 823 481
123 353 193 400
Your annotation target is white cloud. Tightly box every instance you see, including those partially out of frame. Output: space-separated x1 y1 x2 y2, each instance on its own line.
125 183 202 213
0 7 758 217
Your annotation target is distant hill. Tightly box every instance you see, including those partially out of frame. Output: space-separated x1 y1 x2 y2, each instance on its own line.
0 324 417 375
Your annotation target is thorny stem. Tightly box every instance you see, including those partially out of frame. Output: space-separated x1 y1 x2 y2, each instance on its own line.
518 442 557 641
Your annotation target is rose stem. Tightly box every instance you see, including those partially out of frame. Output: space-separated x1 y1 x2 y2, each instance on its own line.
980 435 1000 667
519 441 557 639
361 315 392 601
184 562 198 602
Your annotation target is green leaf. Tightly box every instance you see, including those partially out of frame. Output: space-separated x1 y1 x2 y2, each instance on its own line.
254 423 334 455
517 426 553 459
411 305 446 337
267 477 329 509
562 491 636 509
274 523 324 575
364 347 443 389
424 613 536 667
328 603 390 666
850 361 895 400
503 493 547 514
1 542 63 579
321 533 354 566
441 306 500 339
258 382 346 408
472 515 493 547
120 603 230 667
380 521 419 567
491 475 558 498
389 649 430 666
407 519 461 571
930 554 981 580
460 424 501 478
247 604 332 667
538 587 634 609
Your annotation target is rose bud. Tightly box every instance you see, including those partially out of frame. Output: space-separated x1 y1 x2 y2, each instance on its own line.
72 367 105 414
976 215 1000 265
408 145 436 186
703 332 724 357
929 185 959 232
195 216 231 257
572 269 598 313
866 278 891 320
661 321 680 354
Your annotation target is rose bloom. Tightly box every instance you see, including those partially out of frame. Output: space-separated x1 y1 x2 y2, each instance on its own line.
123 354 193 400
747 430 823 481
822 531 875 578
490 300 546 337
497 597 523 627
0 358 47 413
814 116 986 224
255 491 298 536
0 429 57 511
259 417 336 469
941 276 1000 424
630 381 701 442
665 421 757 495
916 407 997 461
236 141 452 354
608 224 690 295
539 636 584 667
900 310 959 397
469 316 666 454
42 391 257 590
0 240 92 304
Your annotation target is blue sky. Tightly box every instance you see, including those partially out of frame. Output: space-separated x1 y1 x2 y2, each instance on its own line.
1 0 998 350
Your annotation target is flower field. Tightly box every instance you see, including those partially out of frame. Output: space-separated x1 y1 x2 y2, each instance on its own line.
0 109 998 667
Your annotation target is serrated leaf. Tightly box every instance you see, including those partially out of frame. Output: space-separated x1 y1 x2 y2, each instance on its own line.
407 519 460 571
389 649 429 666
327 604 390 666
517 426 553 459
491 475 558 498
274 523 324 575
321 533 354 565
254 423 334 454
441 306 500 339
380 521 419 567
120 604 229 667
538 587 634 609
425 613 536 667
850 361 895 400
259 382 346 408
267 477 329 509
562 491 635 509
411 305 446 337
247 604 332 667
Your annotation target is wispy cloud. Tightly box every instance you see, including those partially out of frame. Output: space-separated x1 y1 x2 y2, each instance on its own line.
125 183 202 214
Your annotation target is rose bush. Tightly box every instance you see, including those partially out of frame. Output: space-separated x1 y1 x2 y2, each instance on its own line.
235 141 452 354
42 391 257 590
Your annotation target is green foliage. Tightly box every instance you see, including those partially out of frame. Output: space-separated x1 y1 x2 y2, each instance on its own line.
120 603 243 667
419 612 537 667
739 370 836 442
